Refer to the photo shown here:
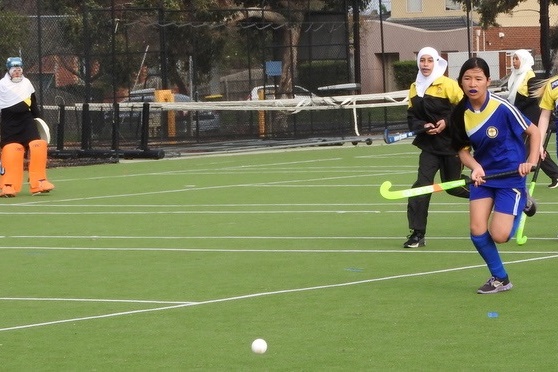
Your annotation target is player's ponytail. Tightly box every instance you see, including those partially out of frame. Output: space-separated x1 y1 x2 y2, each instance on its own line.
530 77 550 99
531 53 558 98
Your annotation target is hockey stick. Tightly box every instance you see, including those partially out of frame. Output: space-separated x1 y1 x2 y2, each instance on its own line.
383 127 429 144
515 128 552 245
35 118 51 144
380 169 524 200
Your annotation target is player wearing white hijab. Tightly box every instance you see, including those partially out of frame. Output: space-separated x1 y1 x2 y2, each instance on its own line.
507 49 535 107
507 49 558 188
403 47 469 248
0 57 54 197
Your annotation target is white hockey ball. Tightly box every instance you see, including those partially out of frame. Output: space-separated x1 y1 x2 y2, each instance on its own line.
251 338 267 354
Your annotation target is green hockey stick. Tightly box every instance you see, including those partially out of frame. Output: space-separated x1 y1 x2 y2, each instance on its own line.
515 128 552 245
380 169 522 200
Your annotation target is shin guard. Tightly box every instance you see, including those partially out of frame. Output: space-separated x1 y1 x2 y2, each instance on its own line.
1 143 25 193
28 139 49 191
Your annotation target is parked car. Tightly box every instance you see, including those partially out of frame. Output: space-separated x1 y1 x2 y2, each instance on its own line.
115 89 220 135
248 85 317 100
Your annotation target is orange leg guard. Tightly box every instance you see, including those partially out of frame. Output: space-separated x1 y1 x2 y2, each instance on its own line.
0 143 25 195
28 139 54 194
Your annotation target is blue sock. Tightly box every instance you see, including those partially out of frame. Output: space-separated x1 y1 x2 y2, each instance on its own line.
471 231 507 279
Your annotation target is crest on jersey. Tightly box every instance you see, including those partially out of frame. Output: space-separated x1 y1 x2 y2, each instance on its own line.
486 126 498 138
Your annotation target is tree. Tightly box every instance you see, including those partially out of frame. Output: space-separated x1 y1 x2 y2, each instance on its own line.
454 0 558 75
0 12 31 62
131 0 228 94
40 0 141 100
219 0 371 133
44 0 372 110
40 0 226 98
224 1 370 98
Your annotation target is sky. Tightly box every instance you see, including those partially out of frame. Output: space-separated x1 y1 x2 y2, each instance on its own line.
365 0 392 13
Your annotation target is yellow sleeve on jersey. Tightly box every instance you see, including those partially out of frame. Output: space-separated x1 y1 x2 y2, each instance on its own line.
427 76 463 104
518 70 535 97
539 77 558 111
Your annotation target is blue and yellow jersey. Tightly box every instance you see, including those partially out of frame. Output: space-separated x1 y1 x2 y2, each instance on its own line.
465 92 530 188
539 76 558 112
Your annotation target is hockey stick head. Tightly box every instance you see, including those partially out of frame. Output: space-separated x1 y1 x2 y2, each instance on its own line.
516 181 538 245
516 235 528 245
35 118 51 144
379 181 396 199
383 129 406 144
383 127 429 145
383 129 392 144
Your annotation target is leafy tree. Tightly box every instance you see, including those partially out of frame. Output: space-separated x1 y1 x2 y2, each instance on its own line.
216 0 371 132
132 0 228 94
221 1 371 98
128 0 371 132
41 0 139 100
41 0 371 112
393 60 417 90
40 0 225 98
0 11 30 63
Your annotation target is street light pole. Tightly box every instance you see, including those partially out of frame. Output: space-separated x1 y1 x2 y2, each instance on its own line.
466 0 472 58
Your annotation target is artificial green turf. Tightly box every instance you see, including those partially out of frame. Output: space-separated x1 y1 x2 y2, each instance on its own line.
0 142 556 370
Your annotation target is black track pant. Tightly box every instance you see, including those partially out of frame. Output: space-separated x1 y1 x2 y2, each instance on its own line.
525 140 558 181
407 150 470 233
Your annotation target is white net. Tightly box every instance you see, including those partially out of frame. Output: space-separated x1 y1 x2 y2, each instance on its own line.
41 89 411 162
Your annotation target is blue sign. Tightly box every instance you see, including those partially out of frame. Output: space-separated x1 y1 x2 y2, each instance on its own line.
266 61 282 77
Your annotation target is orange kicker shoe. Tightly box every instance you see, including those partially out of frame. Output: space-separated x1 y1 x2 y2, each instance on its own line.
30 180 55 195
0 185 16 197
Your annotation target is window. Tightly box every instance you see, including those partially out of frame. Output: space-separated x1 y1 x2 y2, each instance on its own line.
407 0 422 12
445 0 461 11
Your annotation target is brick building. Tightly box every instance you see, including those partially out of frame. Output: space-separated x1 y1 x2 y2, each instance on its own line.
361 0 558 93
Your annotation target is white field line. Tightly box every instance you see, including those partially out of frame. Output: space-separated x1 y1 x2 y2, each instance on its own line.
0 202 444 207
6 236 469 241
0 297 195 305
49 168 407 182
3 209 557 215
5 210 556 215
17 171 411 206
17 153 417 205
0 210 438 216
1 254 557 333
14 174 552 207
51 157 381 183
0 245 556 254
55 157 347 181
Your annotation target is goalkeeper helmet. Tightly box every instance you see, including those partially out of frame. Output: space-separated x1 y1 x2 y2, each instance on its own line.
6 57 23 70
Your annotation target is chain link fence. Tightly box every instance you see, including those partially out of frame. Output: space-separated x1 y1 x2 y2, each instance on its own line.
3 2 551 161
12 4 367 160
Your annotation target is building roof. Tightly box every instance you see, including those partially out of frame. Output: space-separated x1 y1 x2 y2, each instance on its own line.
387 16 474 31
